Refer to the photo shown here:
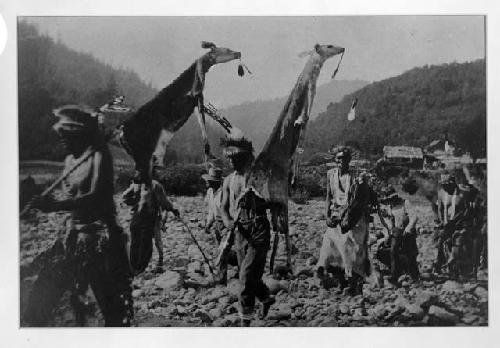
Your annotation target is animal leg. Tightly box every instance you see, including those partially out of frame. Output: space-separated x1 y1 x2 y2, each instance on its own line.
152 129 175 167
293 86 311 127
194 100 215 160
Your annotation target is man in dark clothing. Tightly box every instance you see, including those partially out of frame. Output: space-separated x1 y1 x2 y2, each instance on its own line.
219 132 274 327
122 176 179 273
24 105 133 327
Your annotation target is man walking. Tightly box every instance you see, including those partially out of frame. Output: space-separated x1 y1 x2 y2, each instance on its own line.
25 105 133 327
219 133 275 326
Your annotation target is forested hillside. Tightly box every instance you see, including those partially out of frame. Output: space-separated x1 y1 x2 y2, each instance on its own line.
18 21 157 160
303 60 486 160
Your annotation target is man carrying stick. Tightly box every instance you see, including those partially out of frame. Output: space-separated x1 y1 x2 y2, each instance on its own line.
24 105 133 327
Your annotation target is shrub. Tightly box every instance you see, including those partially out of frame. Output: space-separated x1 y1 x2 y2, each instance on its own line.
155 164 206 196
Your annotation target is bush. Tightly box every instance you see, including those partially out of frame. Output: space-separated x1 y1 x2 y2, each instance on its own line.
155 164 206 196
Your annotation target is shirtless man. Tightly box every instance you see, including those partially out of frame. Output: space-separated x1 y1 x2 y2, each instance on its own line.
122 174 179 273
25 105 133 327
219 134 275 327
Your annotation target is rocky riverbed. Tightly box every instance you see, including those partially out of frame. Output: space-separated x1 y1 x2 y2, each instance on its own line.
19 194 488 327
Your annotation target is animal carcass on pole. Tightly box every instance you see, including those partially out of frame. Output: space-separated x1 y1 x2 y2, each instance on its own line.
245 43 345 273
119 41 241 180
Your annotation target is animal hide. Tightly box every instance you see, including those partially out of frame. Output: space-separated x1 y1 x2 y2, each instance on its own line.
120 56 212 173
245 80 310 233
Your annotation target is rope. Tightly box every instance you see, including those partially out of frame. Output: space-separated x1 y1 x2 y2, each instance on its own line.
332 51 345 80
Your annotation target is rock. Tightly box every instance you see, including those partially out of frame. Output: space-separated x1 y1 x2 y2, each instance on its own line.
279 280 290 291
201 288 226 304
187 245 204 261
187 261 202 274
441 280 463 293
307 317 325 327
404 304 425 320
339 304 350 315
209 308 223 320
264 277 282 295
267 309 292 321
463 283 479 293
319 318 339 327
474 286 488 300
305 256 318 268
226 279 241 297
428 305 460 325
461 314 479 325
294 265 314 278
132 289 143 298
154 271 183 292
194 309 213 323
414 291 439 309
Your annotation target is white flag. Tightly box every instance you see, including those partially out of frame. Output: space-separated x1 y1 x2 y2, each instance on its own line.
347 98 358 121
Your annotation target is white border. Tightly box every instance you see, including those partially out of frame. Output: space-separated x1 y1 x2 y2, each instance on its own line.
1 1 499 348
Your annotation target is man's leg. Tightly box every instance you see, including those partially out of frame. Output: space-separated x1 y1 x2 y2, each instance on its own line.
239 242 273 325
390 231 403 283
405 233 420 280
23 239 71 326
153 223 164 269
90 236 134 327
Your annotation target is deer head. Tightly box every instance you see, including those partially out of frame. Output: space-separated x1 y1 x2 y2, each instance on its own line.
202 41 241 65
314 43 345 61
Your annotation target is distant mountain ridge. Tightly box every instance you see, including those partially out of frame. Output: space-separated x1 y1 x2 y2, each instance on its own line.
302 59 486 160
215 79 369 153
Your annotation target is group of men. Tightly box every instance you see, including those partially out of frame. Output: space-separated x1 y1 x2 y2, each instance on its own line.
23 105 486 327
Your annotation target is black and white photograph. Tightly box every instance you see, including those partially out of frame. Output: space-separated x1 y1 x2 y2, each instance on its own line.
2 2 500 346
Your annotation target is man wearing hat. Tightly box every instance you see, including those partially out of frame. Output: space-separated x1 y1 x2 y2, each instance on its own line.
25 105 133 326
219 132 275 326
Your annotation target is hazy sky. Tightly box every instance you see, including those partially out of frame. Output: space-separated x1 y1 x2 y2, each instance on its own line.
25 16 485 107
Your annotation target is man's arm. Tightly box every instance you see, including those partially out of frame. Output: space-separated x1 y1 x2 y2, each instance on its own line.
154 182 179 216
404 199 418 234
53 152 106 211
325 170 333 224
220 176 233 229
377 205 391 239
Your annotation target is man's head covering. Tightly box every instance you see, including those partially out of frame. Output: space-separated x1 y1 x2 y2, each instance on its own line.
379 185 403 205
329 145 352 162
220 128 253 158
202 167 223 182
440 174 457 186
52 105 99 134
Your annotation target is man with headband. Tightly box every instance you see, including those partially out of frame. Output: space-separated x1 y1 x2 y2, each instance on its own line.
25 105 133 326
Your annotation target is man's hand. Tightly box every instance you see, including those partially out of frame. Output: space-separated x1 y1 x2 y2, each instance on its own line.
326 216 340 228
29 195 56 212
225 220 235 231
171 208 180 218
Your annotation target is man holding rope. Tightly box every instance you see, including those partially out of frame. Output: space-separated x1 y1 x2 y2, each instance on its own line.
219 132 275 327
24 105 133 327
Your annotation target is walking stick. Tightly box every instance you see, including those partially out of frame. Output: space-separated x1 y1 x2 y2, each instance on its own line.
177 216 216 278
20 149 97 218
214 209 241 269
269 230 280 275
